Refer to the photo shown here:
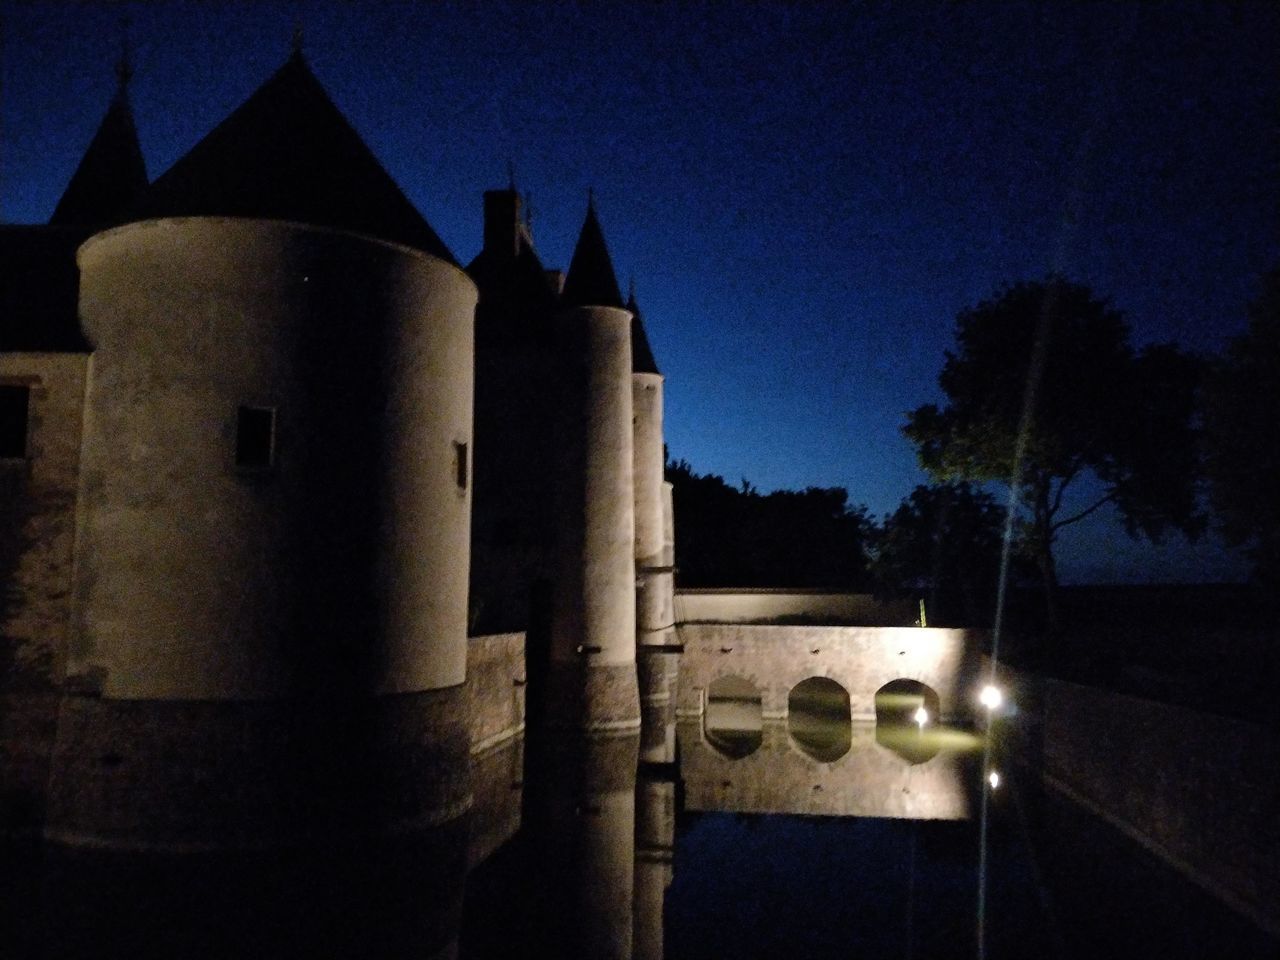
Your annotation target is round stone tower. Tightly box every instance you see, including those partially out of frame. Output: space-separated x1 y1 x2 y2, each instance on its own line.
629 289 675 649
47 217 476 851
628 290 679 762
547 199 641 733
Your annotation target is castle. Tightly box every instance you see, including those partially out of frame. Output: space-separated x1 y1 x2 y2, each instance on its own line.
0 51 677 850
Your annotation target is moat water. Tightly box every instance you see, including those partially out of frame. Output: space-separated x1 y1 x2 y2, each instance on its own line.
2 714 1275 960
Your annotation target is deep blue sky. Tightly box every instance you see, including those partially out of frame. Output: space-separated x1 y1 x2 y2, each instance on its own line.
3 1 1277 582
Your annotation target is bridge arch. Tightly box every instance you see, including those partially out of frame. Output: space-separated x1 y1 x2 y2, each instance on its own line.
677 625 979 727
704 674 763 759
874 678 942 764
873 678 940 726
787 676 851 762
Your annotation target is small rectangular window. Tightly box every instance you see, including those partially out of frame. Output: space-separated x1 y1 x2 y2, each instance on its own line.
236 406 276 469
454 441 468 491
0 385 30 459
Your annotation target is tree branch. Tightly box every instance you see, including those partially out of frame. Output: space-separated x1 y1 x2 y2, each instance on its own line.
1047 460 1083 521
1051 491 1118 532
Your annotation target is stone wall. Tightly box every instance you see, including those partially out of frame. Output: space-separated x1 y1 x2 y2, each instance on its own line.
73 219 477 698
1 351 88 833
989 660 1280 938
677 624 980 722
466 633 526 755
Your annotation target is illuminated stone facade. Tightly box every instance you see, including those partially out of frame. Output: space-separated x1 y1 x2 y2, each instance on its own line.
0 52 668 846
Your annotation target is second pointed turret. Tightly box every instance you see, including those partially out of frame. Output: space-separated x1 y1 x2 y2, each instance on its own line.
546 196 640 734
50 66 147 226
560 193 625 309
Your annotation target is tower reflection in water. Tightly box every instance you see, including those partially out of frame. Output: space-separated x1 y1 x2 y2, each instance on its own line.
8 688 987 959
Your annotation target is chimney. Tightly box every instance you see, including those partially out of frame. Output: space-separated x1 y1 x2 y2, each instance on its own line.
483 189 521 259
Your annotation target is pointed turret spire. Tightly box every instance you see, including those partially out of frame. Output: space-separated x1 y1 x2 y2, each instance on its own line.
50 49 148 225
131 52 456 262
561 193 624 309
626 281 660 375
115 22 134 94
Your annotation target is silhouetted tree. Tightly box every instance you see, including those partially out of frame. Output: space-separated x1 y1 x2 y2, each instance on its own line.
869 482 1011 626
1203 266 1280 590
905 279 1204 633
666 458 873 589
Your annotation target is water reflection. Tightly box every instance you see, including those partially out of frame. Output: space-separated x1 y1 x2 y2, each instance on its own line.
787 676 853 762
681 719 980 821
4 696 986 959
633 774 675 960
702 674 763 758
8 755 487 960
461 732 667 960
875 678 942 728
874 720 984 766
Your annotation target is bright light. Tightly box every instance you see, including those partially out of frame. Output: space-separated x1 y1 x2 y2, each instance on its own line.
913 706 929 727
988 770 1000 790
979 685 1003 710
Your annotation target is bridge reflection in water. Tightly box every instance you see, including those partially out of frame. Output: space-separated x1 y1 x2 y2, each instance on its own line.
3 689 982 960
682 718 981 821
5 694 1273 959
462 698 985 960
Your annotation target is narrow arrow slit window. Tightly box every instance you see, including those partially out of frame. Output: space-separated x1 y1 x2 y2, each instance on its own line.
0 385 30 459
236 406 276 469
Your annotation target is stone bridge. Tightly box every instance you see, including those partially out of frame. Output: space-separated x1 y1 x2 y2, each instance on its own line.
675 624 983 723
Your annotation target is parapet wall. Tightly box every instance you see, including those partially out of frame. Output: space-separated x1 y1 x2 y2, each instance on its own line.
991 660 1280 938
674 590 917 625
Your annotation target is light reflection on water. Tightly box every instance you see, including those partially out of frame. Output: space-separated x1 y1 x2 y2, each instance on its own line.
3 711 1276 959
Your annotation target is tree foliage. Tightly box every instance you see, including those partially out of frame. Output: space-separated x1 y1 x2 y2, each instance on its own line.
1202 266 1280 588
665 459 873 589
904 279 1203 628
869 482 1012 627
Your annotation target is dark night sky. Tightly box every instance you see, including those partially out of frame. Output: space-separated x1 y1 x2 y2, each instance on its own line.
2 0 1277 583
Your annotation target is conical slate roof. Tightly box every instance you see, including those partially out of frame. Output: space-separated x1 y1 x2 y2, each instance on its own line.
626 287 660 375
50 92 148 225
132 53 456 264
560 197 624 309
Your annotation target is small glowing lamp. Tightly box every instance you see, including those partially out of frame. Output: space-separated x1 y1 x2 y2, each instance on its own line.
913 706 929 728
988 770 1000 790
979 685 1003 710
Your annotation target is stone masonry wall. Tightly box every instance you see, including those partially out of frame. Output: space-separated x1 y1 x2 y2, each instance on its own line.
677 624 980 722
466 633 526 755
989 660 1280 938
1 351 88 833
